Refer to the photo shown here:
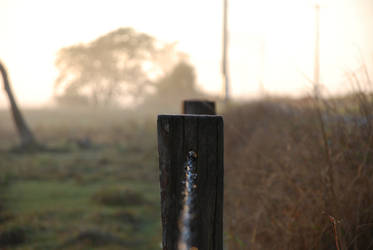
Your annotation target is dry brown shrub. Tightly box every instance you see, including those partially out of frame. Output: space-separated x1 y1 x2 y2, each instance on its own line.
224 96 373 250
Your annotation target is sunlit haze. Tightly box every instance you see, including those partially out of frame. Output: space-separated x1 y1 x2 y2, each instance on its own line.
0 0 372 107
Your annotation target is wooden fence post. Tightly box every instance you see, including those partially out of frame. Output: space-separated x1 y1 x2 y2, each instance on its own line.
183 100 216 115
157 114 223 250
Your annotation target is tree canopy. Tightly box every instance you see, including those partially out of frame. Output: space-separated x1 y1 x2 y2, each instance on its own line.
156 61 197 96
54 27 184 106
139 61 207 113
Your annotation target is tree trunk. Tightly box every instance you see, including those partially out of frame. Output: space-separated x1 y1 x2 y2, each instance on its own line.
0 60 38 149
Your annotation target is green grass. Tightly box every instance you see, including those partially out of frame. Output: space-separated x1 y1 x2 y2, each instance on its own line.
0 110 162 249
3 180 102 213
1 179 161 249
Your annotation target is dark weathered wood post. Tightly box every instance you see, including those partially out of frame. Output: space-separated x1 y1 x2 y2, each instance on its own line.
0 60 39 150
157 114 223 250
183 100 216 115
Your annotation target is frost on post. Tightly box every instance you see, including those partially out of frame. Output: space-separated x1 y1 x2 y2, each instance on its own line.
178 151 198 250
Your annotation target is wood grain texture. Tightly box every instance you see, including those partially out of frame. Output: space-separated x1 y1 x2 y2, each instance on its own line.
157 114 223 250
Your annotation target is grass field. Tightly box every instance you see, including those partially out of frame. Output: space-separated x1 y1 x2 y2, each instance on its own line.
0 108 162 249
2 93 373 249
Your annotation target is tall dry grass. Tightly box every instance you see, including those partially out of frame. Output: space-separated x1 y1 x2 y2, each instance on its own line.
224 95 373 249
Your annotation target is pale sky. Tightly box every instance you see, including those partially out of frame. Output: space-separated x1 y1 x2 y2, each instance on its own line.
0 0 372 107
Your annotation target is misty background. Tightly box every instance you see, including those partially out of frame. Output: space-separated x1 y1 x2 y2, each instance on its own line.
1 0 373 107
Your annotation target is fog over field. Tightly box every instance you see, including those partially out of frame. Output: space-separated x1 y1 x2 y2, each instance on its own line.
0 0 372 107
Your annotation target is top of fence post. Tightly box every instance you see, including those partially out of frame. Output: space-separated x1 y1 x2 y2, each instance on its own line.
183 100 216 115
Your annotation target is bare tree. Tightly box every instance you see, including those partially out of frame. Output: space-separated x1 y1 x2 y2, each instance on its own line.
0 60 39 149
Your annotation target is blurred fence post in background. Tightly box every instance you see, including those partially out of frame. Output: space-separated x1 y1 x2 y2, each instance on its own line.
157 114 223 250
182 100 216 115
